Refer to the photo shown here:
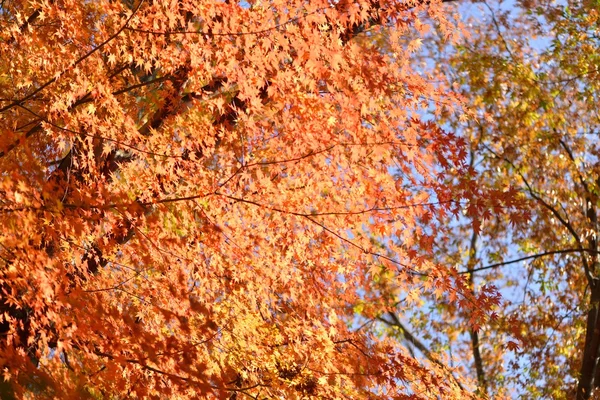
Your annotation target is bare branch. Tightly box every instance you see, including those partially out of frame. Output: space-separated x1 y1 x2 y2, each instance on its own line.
462 248 600 274
378 312 466 391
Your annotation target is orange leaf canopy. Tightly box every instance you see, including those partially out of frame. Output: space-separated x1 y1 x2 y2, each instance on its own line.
0 0 486 398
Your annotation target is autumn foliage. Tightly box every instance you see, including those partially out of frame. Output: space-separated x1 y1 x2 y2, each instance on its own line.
0 0 530 398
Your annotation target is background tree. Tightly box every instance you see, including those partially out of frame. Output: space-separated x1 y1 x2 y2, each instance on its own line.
0 0 515 398
410 0 600 398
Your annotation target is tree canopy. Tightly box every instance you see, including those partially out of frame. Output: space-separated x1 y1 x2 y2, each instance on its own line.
1 0 598 398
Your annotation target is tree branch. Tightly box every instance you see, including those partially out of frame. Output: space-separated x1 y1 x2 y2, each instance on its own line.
462 248 600 274
465 226 487 394
482 143 594 283
378 312 466 391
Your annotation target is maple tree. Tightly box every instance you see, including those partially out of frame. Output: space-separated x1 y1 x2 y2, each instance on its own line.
408 0 600 398
0 0 526 398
